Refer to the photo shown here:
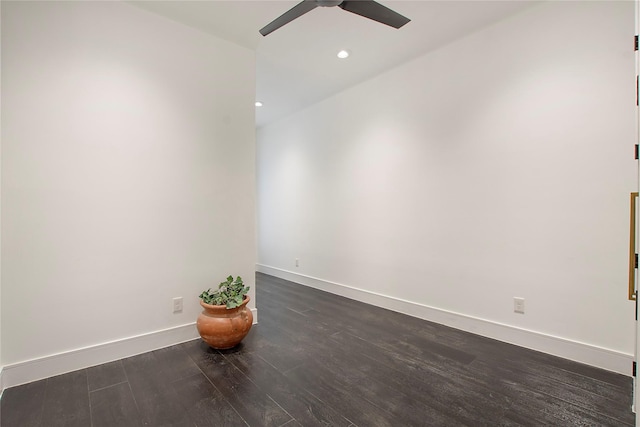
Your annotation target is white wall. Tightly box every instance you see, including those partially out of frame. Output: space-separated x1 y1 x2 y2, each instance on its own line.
1 1 255 383
257 1 636 373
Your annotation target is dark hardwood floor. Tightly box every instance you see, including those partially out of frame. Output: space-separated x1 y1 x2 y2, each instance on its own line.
1 272 635 426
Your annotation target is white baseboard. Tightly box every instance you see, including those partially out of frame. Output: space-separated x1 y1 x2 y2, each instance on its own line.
2 322 201 391
2 323 200 391
256 264 633 376
1 307 258 393
0 366 4 398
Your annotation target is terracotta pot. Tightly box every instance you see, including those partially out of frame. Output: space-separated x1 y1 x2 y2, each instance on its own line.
196 296 253 349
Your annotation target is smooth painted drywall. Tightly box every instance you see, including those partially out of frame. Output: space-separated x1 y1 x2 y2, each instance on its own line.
258 1 636 359
1 1 256 366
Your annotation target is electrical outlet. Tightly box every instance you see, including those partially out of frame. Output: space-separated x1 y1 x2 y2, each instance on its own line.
295 258 299 267
514 297 525 314
173 297 183 313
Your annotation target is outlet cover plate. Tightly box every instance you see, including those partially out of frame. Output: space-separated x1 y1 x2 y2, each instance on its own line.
173 297 183 313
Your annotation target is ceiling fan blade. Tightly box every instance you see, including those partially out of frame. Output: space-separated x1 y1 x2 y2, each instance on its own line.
260 0 319 36
338 0 410 29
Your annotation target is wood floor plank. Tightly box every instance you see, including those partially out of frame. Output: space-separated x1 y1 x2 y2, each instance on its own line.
279 419 303 427
40 370 91 427
89 381 142 427
182 340 293 427
326 331 533 426
170 372 248 427
222 349 352 427
299 305 477 365
335 328 618 426
87 360 128 392
122 351 193 426
255 311 475 425
227 326 309 375
271 314 526 426
151 344 203 384
283 360 398 427
468 358 635 426
0 378 46 427
257 272 635 426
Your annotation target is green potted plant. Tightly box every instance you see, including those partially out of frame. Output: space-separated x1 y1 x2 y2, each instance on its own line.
196 275 253 349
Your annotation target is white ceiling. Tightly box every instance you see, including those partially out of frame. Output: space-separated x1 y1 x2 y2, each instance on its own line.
129 1 537 127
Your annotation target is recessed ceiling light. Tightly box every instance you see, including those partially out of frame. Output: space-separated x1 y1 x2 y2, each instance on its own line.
337 50 350 59
255 101 263 107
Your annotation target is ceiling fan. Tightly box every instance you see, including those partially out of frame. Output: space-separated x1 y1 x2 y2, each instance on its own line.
259 0 411 37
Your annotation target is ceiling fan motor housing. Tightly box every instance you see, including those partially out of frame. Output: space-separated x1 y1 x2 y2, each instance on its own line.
316 0 343 7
